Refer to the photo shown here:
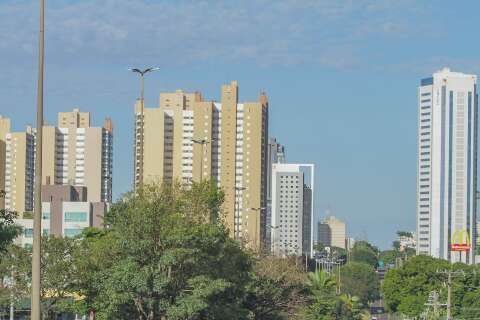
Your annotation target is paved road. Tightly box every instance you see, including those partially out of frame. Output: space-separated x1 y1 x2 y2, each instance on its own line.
371 299 388 320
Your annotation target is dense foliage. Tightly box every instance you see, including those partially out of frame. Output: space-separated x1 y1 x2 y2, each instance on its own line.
0 191 21 254
340 262 379 305
0 182 390 319
350 241 379 267
383 255 480 319
299 270 365 320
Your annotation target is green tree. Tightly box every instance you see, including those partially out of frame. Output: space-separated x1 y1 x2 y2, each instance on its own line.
350 241 378 267
378 249 404 266
244 255 308 320
397 231 413 238
80 182 253 320
0 191 21 255
383 255 449 317
299 270 366 320
306 271 336 297
340 262 379 304
0 245 31 312
460 289 480 319
40 236 79 319
392 240 401 251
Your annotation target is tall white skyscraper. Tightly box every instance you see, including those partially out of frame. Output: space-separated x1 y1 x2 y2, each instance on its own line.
271 163 314 257
416 68 477 264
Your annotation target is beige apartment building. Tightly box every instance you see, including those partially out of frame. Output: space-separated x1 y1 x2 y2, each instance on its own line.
4 109 113 215
0 115 11 209
134 81 269 247
43 109 114 203
4 127 36 214
318 215 347 249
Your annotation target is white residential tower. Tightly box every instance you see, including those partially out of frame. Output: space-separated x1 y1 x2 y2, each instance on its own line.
416 68 477 264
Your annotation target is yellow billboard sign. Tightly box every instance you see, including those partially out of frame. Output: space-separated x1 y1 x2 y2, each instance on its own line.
451 229 471 252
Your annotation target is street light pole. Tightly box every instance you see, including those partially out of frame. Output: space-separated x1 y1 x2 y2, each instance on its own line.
269 224 281 255
191 138 210 181
129 67 159 191
248 207 266 249
31 0 45 319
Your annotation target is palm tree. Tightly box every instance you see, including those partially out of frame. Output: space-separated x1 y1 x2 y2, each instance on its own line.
306 271 336 296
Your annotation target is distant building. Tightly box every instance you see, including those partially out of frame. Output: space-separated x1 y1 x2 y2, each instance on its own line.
271 163 314 256
4 109 113 215
46 108 114 203
317 216 346 249
15 185 107 248
135 82 269 248
397 232 416 251
416 68 477 264
266 137 286 248
4 126 36 214
0 115 10 210
346 237 355 251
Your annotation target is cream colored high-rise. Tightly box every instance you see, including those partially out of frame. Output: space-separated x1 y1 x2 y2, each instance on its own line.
318 216 347 249
4 109 113 214
135 81 269 248
43 108 113 203
4 127 36 214
0 115 11 210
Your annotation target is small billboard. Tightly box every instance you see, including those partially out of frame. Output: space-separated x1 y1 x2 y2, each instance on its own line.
450 229 471 252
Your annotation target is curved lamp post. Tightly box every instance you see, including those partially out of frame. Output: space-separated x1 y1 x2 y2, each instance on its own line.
129 67 159 191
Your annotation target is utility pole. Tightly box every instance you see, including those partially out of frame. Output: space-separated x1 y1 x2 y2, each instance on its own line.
436 269 464 320
447 271 452 320
32 0 45 319
247 207 265 249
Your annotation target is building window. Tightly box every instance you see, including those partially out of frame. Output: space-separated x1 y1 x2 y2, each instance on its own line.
42 212 50 220
64 228 83 238
24 228 33 238
64 212 88 222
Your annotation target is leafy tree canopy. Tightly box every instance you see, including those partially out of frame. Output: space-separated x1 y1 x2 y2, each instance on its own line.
75 182 252 320
396 231 413 238
0 191 21 254
350 241 378 267
341 262 379 305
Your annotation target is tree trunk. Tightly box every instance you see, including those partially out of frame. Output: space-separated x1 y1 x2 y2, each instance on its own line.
148 310 154 320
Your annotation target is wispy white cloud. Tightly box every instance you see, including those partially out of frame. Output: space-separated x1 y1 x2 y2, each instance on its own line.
0 0 434 68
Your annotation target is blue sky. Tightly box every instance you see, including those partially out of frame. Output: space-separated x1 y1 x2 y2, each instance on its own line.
1 0 479 248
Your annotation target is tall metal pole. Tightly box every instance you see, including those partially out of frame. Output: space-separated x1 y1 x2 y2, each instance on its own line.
139 73 144 189
32 0 45 318
447 271 452 320
129 67 159 192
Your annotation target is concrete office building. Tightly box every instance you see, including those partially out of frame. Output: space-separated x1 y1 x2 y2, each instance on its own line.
266 137 286 248
416 68 477 264
134 81 269 248
15 185 106 248
317 215 346 249
270 163 314 256
4 109 113 215
0 115 11 210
